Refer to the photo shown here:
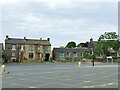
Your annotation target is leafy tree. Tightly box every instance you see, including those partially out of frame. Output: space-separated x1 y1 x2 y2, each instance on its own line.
83 52 91 59
98 32 118 40
66 41 76 48
94 32 119 58
77 42 88 47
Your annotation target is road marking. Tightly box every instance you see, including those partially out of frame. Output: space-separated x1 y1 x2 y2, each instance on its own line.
46 72 53 73
9 83 17 86
103 75 110 77
29 86 37 88
19 78 24 80
82 82 117 88
85 74 95 76
66 79 72 80
6 77 14 79
84 81 91 83
59 83 70 85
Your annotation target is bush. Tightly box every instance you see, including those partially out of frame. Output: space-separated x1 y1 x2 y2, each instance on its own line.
112 56 118 59
83 53 91 59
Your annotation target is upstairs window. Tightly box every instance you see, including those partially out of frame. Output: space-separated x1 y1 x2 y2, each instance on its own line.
29 45 33 51
21 45 24 50
12 45 16 50
38 47 40 50
59 52 64 57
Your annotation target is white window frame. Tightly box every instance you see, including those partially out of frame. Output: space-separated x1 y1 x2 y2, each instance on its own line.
12 53 15 57
38 47 40 50
12 45 16 50
29 45 33 51
21 45 24 50
66 52 70 57
73 52 77 57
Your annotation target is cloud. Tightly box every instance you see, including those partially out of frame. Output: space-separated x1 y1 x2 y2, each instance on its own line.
2 1 118 48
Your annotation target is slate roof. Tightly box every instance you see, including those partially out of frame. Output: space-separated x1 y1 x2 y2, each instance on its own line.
6 38 51 45
53 48 90 52
6 38 26 44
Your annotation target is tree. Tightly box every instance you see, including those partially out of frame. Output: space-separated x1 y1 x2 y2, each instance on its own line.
77 42 88 48
98 32 118 40
66 41 76 48
83 52 91 59
94 32 119 58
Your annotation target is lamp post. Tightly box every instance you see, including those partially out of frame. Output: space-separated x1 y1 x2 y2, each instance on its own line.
17 44 19 62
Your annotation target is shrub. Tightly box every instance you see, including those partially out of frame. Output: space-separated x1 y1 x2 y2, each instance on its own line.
83 53 91 59
112 56 118 59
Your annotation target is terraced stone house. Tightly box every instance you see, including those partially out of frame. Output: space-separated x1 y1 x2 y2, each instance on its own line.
5 35 51 62
52 47 90 61
52 38 97 61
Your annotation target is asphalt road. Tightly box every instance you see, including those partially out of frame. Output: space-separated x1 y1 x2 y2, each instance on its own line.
1 62 119 88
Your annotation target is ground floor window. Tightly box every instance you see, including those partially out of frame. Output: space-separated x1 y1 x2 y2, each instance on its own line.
59 52 64 57
29 53 33 59
80 53 83 57
12 53 15 58
73 52 77 57
66 52 70 57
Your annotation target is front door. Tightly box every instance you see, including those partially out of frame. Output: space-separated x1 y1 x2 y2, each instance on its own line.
37 53 40 60
21 53 24 60
45 53 50 61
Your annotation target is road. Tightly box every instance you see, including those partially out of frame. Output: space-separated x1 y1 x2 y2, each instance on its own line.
1 62 118 88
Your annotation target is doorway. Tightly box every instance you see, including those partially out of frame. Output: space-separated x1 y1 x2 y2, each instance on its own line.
21 52 24 61
37 53 40 60
45 53 50 61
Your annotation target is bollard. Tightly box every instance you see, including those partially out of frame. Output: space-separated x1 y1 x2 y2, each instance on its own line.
1 65 5 72
78 62 81 67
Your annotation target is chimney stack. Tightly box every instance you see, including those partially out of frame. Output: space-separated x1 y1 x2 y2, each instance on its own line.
24 37 26 40
90 37 93 43
6 35 9 40
47 38 50 41
40 38 42 40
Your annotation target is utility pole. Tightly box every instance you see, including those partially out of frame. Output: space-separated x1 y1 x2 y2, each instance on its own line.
17 44 19 62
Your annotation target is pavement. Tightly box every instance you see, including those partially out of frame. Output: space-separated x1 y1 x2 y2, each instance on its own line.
1 62 119 88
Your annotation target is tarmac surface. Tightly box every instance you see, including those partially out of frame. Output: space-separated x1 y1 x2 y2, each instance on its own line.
1 62 119 88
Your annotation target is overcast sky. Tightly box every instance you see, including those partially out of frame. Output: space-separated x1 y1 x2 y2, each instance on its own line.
1 1 118 48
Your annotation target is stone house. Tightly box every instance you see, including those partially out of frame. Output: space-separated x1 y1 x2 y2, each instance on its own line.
52 47 90 61
0 43 3 63
5 35 51 62
52 38 97 61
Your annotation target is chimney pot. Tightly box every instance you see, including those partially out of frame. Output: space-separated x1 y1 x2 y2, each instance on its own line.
40 38 42 40
24 37 26 40
47 38 50 41
6 35 9 40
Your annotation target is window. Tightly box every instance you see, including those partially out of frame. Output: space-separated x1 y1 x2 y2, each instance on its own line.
38 47 40 50
80 53 83 57
29 45 33 51
29 53 33 59
21 45 23 50
66 52 70 57
46 47 49 51
110 48 113 50
47 47 49 51
12 45 16 50
12 53 15 58
59 52 64 57
73 52 77 57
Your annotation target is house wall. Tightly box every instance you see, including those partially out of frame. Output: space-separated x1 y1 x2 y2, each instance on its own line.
53 50 88 61
5 43 51 62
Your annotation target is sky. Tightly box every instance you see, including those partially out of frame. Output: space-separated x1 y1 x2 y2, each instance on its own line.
0 0 118 49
